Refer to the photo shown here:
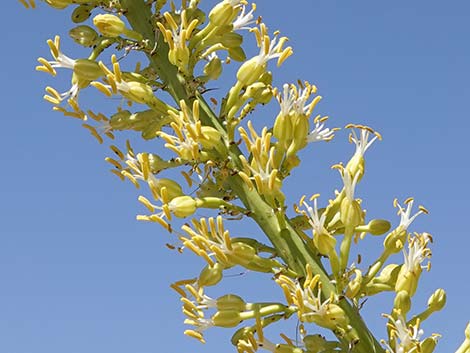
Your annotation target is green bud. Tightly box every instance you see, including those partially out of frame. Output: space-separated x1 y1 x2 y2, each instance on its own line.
71 4 93 23
93 14 125 37
73 59 103 81
198 263 224 287
212 310 241 328
69 25 98 47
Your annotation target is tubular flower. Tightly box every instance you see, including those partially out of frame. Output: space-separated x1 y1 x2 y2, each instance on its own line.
37 36 102 106
296 194 336 255
157 11 199 73
180 216 258 269
275 265 348 330
236 23 292 86
382 315 431 353
395 233 432 296
333 164 363 228
238 121 283 200
345 124 382 179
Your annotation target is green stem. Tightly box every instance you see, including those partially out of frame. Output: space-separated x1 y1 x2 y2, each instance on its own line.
120 2 385 352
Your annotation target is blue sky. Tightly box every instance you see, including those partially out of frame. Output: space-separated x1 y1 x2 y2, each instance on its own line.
1 1 470 352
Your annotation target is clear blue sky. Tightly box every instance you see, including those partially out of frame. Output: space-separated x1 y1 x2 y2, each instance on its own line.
1 1 469 352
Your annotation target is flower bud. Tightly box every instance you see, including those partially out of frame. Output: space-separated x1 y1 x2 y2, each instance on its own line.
209 2 236 26
168 196 197 218
394 290 411 315
71 4 93 23
427 288 446 312
198 263 224 287
356 219 391 236
216 294 246 311
212 310 242 328
73 59 103 81
93 14 125 37
69 25 98 47
273 112 293 148
120 81 155 105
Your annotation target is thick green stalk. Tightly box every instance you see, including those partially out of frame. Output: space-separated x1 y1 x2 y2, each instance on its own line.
120 1 385 352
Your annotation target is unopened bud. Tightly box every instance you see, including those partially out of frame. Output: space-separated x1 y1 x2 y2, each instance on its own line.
427 288 446 312
356 219 391 236
93 14 125 37
209 2 236 26
340 198 362 229
168 196 197 218
71 4 93 23
69 25 98 47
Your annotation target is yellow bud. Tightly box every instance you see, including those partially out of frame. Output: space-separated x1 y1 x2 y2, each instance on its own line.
427 288 446 312
236 57 266 86
93 14 125 37
209 2 236 26
168 196 197 218
198 263 224 287
120 81 155 104
356 219 391 236
394 290 411 314
216 294 246 311
212 310 241 328
73 59 103 81
69 25 98 47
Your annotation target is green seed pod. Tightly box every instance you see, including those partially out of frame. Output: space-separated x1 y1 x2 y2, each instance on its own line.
71 4 93 23
69 25 98 47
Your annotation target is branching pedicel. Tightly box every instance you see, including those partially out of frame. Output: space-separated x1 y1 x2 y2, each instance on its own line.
20 0 470 353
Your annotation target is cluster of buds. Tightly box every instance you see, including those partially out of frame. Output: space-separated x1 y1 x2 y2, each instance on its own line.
22 1 468 353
